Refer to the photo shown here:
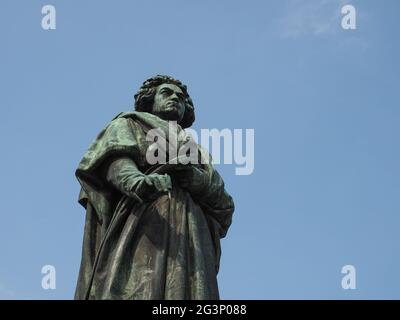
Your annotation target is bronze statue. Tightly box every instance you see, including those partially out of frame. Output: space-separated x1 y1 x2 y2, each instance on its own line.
74 75 235 299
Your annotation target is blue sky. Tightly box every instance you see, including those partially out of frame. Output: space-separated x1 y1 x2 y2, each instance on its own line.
0 0 399 299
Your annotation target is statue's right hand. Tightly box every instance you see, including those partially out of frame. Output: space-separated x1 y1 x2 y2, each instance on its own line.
136 173 172 201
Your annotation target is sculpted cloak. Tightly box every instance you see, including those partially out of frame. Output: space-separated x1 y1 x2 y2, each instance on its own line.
74 111 234 299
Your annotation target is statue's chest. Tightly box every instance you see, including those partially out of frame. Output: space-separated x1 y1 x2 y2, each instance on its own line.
128 118 195 173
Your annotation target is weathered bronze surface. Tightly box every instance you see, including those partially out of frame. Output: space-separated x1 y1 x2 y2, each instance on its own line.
74 75 235 299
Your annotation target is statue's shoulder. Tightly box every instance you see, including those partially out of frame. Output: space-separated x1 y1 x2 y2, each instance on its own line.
110 111 159 124
111 111 134 121
109 111 168 133
105 111 142 131
95 112 133 136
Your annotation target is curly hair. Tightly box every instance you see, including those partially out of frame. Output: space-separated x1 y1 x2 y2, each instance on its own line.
134 75 195 128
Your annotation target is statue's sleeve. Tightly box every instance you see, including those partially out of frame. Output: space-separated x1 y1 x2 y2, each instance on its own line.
196 166 234 238
104 156 145 203
76 117 140 189
76 117 141 222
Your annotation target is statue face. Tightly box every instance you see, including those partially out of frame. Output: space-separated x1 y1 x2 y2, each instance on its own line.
152 83 186 123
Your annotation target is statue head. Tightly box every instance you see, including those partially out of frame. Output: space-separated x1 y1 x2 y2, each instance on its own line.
134 75 195 128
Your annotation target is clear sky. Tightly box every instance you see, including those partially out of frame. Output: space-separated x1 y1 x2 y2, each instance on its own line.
0 0 399 299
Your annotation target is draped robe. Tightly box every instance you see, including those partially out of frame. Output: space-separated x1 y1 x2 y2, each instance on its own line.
74 111 234 300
